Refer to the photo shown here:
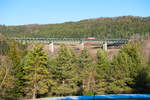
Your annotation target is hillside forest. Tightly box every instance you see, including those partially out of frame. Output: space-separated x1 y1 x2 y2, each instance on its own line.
0 16 150 39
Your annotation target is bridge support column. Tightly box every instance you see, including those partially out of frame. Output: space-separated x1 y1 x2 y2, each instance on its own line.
49 42 54 53
22 40 26 44
103 42 107 51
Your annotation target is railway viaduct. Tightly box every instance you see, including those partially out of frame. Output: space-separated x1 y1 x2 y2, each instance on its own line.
12 38 130 53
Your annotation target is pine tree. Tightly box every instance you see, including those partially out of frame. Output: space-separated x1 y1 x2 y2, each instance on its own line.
0 58 15 99
95 49 110 94
120 43 145 79
0 40 27 99
107 52 133 94
23 44 51 99
107 43 146 94
77 47 95 95
135 66 149 93
6 41 25 97
51 44 78 96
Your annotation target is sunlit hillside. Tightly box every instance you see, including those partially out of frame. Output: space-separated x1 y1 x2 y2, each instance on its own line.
0 16 150 38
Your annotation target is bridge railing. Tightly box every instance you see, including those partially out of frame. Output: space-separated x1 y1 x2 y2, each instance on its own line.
11 37 130 43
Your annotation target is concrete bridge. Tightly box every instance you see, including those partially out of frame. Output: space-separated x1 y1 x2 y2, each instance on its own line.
12 38 130 52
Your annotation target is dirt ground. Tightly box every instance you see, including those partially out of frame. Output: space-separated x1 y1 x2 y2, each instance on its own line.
142 40 150 62
30 39 150 60
43 42 120 59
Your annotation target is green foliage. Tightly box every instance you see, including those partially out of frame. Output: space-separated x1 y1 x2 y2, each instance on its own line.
77 48 96 95
0 40 27 99
96 49 110 79
51 44 79 96
0 58 15 99
107 43 147 94
23 44 51 99
96 49 108 65
134 67 149 93
120 43 146 79
0 35 10 55
78 48 92 68
6 42 24 97
95 49 110 94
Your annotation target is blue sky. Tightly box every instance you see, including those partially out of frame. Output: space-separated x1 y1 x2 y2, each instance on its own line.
0 0 150 25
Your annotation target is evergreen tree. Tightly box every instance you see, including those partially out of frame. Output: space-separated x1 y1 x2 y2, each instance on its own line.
134 66 149 93
107 52 133 94
51 44 78 96
23 44 51 99
0 34 9 56
95 49 110 94
0 58 15 99
6 41 25 97
77 47 95 95
0 40 27 99
108 43 146 93
120 43 145 79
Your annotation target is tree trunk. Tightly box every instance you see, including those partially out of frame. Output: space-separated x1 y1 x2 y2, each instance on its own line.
62 80 65 86
62 79 65 96
87 78 90 91
33 64 37 99
0 67 9 88
33 83 37 99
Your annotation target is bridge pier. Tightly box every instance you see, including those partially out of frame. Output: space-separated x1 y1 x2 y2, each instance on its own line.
49 42 54 53
21 40 26 44
103 42 107 51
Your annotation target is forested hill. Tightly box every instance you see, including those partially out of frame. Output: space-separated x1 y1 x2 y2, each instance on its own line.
0 16 150 38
